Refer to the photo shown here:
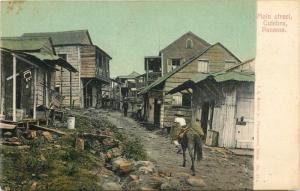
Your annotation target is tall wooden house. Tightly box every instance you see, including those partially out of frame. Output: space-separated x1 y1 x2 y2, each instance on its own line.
168 59 255 149
140 42 241 128
22 30 112 108
0 37 76 121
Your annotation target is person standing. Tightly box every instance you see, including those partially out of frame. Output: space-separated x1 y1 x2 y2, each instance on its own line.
170 111 186 146
123 98 129 117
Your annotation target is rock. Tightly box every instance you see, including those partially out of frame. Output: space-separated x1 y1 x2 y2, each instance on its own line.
186 177 206 187
130 174 139 181
30 181 37 191
100 181 121 191
111 147 122 157
138 166 154 174
134 161 155 172
106 151 113 159
160 177 180 190
24 131 37 139
112 158 133 173
174 172 190 178
75 138 84 151
42 131 53 142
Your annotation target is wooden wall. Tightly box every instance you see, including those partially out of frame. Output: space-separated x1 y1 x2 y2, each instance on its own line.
161 33 210 74
192 81 254 149
80 45 96 78
162 43 241 128
54 46 81 108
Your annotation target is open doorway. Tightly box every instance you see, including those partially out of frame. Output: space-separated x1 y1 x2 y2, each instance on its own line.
200 102 210 137
154 99 161 128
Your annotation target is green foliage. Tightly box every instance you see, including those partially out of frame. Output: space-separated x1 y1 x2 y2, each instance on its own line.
122 138 147 161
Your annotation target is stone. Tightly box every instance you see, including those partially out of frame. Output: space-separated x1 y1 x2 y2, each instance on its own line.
112 158 133 173
106 151 113 159
30 181 37 191
186 177 206 187
129 174 139 181
100 181 121 191
138 166 154 174
42 131 53 142
24 131 37 139
75 138 84 151
111 147 122 157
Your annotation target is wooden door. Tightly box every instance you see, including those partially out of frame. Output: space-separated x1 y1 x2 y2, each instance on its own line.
235 84 254 149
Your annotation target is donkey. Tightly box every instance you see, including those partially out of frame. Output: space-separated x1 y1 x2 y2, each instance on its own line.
180 129 203 176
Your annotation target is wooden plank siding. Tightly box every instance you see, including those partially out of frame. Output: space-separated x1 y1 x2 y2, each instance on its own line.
80 45 96 78
161 43 241 128
54 46 81 108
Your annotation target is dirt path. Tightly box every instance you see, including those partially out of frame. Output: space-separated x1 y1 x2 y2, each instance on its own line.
105 110 253 190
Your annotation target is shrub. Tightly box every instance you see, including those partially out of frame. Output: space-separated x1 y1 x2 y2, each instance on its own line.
122 138 147 161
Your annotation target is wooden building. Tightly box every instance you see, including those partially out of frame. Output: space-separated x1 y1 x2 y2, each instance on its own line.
168 60 255 149
22 30 111 108
0 37 76 121
140 42 241 128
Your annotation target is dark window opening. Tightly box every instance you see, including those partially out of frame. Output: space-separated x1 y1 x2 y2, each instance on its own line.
182 93 191 107
171 59 181 70
58 54 67 61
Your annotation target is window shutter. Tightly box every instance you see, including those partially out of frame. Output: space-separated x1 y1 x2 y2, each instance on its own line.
198 60 209 73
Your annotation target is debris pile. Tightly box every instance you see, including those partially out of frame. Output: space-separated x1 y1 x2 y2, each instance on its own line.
0 109 206 190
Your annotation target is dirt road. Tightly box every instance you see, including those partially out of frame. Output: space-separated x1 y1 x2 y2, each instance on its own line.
105 110 253 190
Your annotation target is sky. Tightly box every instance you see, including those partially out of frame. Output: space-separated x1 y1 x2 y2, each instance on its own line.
1 0 256 77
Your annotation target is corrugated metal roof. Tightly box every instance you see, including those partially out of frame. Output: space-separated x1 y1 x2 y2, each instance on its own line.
0 37 50 51
168 71 255 95
22 30 92 46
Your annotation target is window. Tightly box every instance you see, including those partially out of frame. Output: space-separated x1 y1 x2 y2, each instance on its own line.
182 93 191 107
58 54 67 61
186 39 193 49
198 60 209 73
171 59 181 70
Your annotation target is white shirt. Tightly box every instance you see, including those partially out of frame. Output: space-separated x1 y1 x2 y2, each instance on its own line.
174 117 186 127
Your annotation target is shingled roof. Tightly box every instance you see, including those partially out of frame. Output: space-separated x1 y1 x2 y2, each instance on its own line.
22 30 93 46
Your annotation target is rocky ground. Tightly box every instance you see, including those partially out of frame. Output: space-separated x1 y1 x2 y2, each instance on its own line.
0 108 253 190
105 110 254 190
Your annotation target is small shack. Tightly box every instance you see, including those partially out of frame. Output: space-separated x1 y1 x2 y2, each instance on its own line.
168 67 255 149
0 37 76 122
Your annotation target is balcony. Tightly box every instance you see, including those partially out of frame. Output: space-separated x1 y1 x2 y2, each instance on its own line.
146 72 162 85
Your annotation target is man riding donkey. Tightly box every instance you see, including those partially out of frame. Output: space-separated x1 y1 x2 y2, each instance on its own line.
170 111 205 176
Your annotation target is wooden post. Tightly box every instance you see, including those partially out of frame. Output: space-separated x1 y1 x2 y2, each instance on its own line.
146 58 149 85
45 71 48 106
33 68 37 119
60 66 63 95
70 71 72 108
0 53 2 115
12 55 16 121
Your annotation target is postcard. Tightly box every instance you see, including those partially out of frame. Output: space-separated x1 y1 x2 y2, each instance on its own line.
0 0 299 190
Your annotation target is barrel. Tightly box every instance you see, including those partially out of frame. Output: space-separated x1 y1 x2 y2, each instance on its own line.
67 116 75 130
